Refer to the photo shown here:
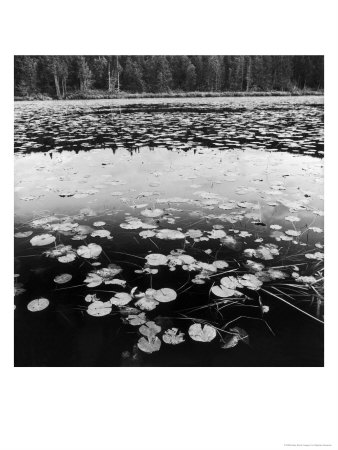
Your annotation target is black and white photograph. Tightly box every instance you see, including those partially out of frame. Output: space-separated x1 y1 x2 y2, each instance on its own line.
2 1 338 450
14 55 325 367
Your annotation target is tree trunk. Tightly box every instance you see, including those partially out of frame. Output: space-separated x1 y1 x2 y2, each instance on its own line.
116 56 120 93
61 78 67 98
108 62 111 91
246 58 251 91
54 73 61 99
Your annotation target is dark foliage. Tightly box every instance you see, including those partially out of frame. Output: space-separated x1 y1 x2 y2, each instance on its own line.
14 55 324 99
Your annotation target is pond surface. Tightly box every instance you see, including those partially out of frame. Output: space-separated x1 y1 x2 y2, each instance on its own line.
14 96 324 367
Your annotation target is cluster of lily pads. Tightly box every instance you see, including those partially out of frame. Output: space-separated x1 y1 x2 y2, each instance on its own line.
15 97 323 157
14 97 324 362
14 193 324 355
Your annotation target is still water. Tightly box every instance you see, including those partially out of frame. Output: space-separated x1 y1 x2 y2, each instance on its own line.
14 96 324 366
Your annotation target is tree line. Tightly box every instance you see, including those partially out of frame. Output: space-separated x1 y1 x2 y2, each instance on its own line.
14 55 324 98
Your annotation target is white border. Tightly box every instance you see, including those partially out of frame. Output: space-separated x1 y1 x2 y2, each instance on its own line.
1 1 338 449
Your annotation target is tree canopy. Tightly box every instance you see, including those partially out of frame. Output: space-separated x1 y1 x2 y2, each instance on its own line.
14 55 324 98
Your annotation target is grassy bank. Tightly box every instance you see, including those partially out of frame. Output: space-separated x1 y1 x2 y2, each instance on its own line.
14 88 324 101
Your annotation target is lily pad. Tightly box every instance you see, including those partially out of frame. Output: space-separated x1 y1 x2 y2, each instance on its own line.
140 208 164 218
156 229 186 240
188 323 217 342
162 328 185 345
137 335 161 353
211 285 238 298
139 321 162 337
15 231 33 238
54 273 72 284
77 243 102 259
87 300 112 317
145 253 168 266
126 312 147 326
30 234 56 246
239 274 262 290
91 229 112 238
154 288 177 303
85 293 99 302
139 230 156 238
27 297 49 312
84 273 102 287
110 292 132 306
135 296 159 311
222 327 249 349
213 260 229 269
58 252 77 263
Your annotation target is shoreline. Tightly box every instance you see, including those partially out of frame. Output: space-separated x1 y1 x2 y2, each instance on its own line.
14 89 324 102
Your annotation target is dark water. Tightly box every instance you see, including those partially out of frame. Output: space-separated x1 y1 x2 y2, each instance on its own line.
14 96 324 367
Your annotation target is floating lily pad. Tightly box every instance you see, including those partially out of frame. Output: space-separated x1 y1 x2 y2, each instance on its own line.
162 328 185 345
239 274 263 290
139 321 161 337
211 285 238 298
188 323 217 342
54 273 72 284
110 292 132 306
30 234 56 246
139 230 156 238
137 335 161 353
156 229 186 240
14 231 33 238
27 297 49 312
145 253 168 266
126 312 147 326
91 229 112 238
154 288 177 303
213 260 229 269
140 208 164 218
87 300 112 317
77 243 102 259
85 293 99 303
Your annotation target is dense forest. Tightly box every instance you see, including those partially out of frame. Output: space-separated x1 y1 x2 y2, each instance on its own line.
14 55 324 99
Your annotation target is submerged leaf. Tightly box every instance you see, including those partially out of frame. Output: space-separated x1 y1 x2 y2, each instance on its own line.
222 327 249 349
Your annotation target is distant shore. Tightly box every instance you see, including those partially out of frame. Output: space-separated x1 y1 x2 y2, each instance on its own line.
14 89 324 102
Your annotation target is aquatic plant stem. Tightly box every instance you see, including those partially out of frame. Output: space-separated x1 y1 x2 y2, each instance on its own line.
260 288 324 324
